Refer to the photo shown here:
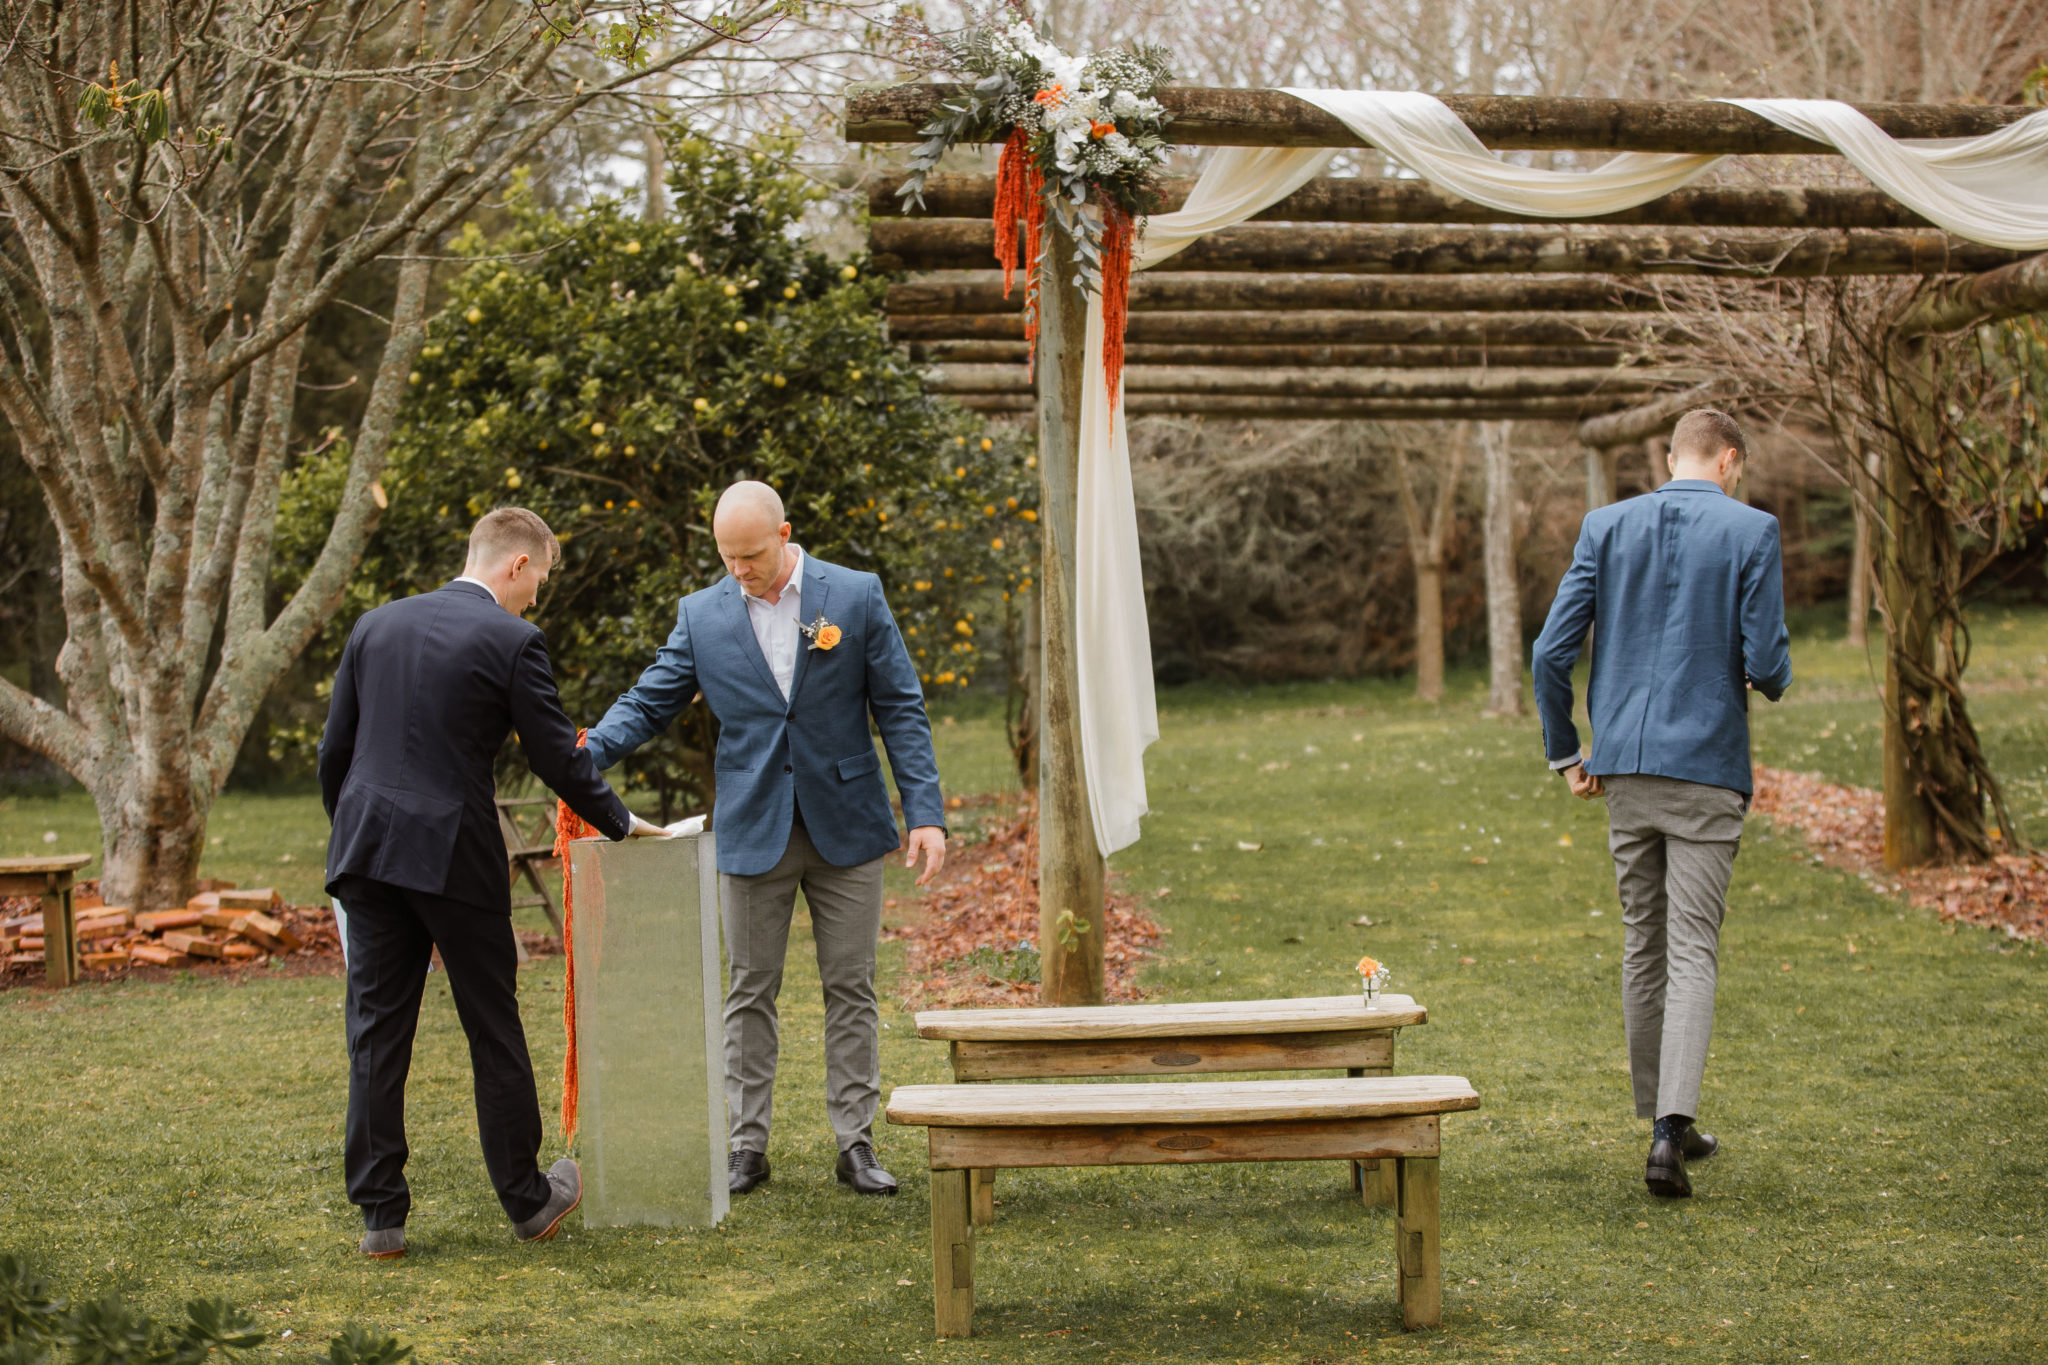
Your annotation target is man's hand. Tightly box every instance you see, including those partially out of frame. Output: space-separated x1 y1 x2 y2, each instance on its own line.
1564 763 1604 800
905 826 947 886
627 813 668 838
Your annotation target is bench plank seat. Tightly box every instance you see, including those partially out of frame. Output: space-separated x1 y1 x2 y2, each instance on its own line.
914 993 1425 1041
890 1075 1475 1338
887 1074 1477 1127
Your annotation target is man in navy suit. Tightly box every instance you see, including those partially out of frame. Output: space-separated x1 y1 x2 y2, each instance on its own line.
583 481 947 1197
1532 408 1792 1200
321 508 660 1258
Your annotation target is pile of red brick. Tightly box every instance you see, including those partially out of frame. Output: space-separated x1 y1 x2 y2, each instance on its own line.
2 881 309 973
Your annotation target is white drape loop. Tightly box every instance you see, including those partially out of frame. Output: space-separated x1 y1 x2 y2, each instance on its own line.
1072 91 2048 857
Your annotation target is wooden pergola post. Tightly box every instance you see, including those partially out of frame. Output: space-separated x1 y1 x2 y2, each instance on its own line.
1878 338 1943 868
1033 229 1108 1006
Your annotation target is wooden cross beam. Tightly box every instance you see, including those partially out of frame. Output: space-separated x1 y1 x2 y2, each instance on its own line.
845 85 2033 152
907 341 1649 368
885 274 1692 315
874 172 1936 231
951 393 1637 421
871 220 2026 276
927 364 1702 399
888 310 1697 347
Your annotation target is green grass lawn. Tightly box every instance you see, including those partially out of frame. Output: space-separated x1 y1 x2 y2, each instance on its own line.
4 609 2046 1363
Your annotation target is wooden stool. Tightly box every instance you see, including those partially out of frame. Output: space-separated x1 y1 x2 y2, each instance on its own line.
886 1074 1479 1338
0 855 93 986
913 994 1426 1220
496 796 563 935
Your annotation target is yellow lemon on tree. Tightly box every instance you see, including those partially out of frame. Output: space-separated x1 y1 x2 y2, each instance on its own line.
693 397 710 412
624 240 641 254
723 283 739 297
465 307 483 324
590 422 605 436
841 265 858 280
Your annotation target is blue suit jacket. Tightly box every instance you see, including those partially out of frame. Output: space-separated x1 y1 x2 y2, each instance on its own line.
583 555 946 875
1531 480 1793 796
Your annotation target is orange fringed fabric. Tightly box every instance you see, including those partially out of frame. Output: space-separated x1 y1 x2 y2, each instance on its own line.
1100 201 1136 402
553 731 602 1148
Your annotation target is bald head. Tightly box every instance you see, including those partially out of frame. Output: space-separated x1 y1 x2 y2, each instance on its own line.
713 480 795 598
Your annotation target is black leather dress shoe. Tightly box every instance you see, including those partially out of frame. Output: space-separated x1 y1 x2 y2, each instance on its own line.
836 1141 899 1196
1645 1138 1692 1198
728 1149 771 1195
1681 1124 1718 1162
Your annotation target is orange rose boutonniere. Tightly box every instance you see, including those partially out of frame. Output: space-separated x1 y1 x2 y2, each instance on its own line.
800 614 842 651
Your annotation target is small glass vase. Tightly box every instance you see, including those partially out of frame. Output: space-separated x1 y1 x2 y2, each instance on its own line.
1361 971 1387 1007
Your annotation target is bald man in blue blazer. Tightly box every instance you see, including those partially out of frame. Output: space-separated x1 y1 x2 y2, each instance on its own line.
583 482 946 1198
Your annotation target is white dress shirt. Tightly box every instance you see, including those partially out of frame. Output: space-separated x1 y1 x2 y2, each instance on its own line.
743 547 804 702
454 574 500 604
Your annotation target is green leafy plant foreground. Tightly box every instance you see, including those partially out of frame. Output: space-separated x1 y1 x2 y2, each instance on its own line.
0 1255 408 1365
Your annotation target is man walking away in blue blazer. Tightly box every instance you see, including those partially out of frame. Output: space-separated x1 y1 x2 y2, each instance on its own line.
1532 408 1792 1199
582 481 947 1198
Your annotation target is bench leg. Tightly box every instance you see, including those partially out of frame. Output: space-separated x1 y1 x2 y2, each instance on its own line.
970 1167 996 1226
1355 1158 1396 1208
1393 1156 1441 1330
932 1168 975 1338
1348 1067 1396 1208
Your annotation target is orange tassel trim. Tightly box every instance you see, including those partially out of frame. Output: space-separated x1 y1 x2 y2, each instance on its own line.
554 732 602 1149
1100 200 1136 402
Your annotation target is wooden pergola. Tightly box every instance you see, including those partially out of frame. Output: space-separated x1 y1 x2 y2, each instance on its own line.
845 87 2047 1004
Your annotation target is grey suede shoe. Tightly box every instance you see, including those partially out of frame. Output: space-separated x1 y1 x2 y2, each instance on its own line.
512 1158 581 1243
359 1227 406 1260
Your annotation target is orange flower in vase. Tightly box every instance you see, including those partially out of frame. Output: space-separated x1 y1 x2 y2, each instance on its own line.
1356 955 1389 1006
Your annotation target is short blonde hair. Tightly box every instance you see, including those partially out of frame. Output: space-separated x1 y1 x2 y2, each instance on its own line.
468 507 559 567
1670 408 1747 464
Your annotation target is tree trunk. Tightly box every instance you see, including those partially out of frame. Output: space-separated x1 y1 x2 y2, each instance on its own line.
1481 421 1523 716
1034 229 1106 1007
1644 437 1670 489
1396 427 1470 705
95 780 207 911
1414 560 1447 703
1847 450 1876 649
1583 445 1617 511
1879 342 1943 869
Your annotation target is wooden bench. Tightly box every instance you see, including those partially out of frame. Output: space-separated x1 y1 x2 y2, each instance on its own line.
496 796 563 935
914 994 1427 1220
0 855 94 987
886 1074 1479 1337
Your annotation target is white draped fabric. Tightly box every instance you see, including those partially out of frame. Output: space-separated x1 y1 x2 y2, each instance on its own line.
1070 90 2048 857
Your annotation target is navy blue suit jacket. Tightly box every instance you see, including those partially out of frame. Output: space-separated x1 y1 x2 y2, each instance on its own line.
583 555 946 875
319 581 631 913
1531 480 1793 796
